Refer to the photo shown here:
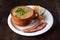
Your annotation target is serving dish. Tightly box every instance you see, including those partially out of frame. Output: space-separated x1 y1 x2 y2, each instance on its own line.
7 5 54 36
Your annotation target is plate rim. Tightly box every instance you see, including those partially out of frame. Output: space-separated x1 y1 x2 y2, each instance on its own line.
7 5 54 36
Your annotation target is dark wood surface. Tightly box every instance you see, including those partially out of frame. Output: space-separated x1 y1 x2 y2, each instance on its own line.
0 0 60 40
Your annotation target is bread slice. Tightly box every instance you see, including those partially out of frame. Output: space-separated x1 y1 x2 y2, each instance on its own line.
32 6 45 15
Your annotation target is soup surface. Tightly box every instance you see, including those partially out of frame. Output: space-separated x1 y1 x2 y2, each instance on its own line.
12 6 33 19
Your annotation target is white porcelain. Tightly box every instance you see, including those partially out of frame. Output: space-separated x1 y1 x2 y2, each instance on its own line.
7 5 54 36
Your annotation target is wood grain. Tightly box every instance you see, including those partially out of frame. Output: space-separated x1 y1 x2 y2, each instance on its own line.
0 0 60 40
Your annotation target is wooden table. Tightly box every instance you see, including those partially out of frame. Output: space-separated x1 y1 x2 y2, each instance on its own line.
0 0 60 40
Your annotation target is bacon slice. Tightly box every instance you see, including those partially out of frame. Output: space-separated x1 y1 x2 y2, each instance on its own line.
23 22 47 33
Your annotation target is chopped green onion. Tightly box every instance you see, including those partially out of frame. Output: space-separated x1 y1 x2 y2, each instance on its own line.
16 8 29 18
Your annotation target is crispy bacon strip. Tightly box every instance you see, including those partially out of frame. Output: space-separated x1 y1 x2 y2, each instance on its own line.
23 22 43 32
23 22 47 33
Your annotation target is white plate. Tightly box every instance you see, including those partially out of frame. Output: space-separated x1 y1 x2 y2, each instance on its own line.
7 5 54 36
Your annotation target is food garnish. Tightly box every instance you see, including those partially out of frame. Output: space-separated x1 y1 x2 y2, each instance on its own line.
38 16 44 20
16 8 29 17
